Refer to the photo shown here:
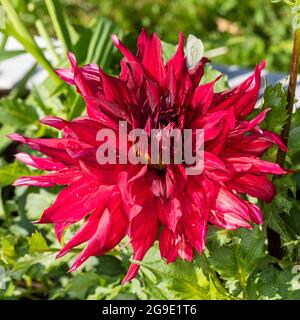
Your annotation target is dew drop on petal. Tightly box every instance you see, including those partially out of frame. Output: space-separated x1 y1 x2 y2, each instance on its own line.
88 185 99 192
67 141 80 151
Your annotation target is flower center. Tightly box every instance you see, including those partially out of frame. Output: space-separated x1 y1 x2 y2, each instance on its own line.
136 148 167 175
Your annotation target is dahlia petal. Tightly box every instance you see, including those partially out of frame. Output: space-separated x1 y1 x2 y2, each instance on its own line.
247 108 270 129
227 173 276 203
66 52 96 97
68 209 110 271
118 167 153 220
13 178 54 187
188 57 209 87
37 178 114 223
211 187 254 227
209 210 252 230
55 221 73 243
13 168 82 187
111 34 139 63
84 95 131 123
123 205 159 284
57 206 107 258
191 77 217 113
118 171 143 220
165 198 183 233
225 135 274 157
159 227 178 261
9 136 92 151
15 153 65 171
119 59 145 94
39 116 66 130
204 152 227 171
165 32 185 80
181 195 207 253
245 201 263 225
55 68 75 85
98 69 133 109
191 108 235 142
177 239 194 262
260 130 288 152
160 65 177 107
137 28 148 59
205 108 236 154
211 61 265 117
68 192 128 272
8 133 92 166
224 156 286 174
145 80 160 111
140 32 165 82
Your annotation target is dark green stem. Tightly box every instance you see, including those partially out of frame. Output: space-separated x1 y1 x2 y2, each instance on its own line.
268 15 300 259
276 28 300 165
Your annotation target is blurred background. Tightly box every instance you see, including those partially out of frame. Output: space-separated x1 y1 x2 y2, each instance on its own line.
9 0 292 71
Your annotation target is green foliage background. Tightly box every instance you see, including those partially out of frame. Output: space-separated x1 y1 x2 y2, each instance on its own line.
0 0 300 300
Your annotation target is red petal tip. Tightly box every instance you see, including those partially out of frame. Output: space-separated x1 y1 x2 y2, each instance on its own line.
7 133 25 143
111 34 119 45
68 265 77 273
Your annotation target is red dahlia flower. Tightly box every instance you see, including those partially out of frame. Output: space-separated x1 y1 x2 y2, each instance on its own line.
9 30 287 284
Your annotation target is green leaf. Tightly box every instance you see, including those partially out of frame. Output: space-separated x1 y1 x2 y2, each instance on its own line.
255 82 288 134
0 124 16 153
10 252 55 280
27 231 49 254
249 265 300 299
162 41 177 62
200 65 229 92
66 273 100 299
1 0 59 81
0 97 39 127
25 189 57 221
0 49 25 61
135 245 227 300
95 255 125 277
0 161 33 188
35 19 60 65
0 236 16 265
288 126 300 162
45 0 73 52
207 227 267 292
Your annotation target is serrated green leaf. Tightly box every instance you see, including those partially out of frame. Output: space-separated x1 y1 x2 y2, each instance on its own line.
0 236 16 265
27 231 49 254
256 83 288 134
135 245 227 300
249 265 300 299
208 228 266 291
10 252 55 280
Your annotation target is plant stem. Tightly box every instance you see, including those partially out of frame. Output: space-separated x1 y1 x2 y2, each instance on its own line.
276 29 300 166
268 5 300 259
